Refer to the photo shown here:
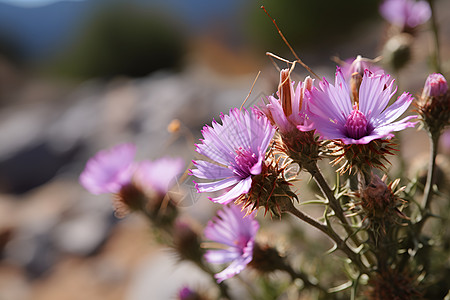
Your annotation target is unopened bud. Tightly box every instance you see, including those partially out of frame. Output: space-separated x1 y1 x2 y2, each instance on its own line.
249 243 287 274
173 219 204 263
114 182 148 218
417 73 450 136
422 73 448 99
361 175 390 215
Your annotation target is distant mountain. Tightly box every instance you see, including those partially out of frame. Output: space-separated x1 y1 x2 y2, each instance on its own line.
0 0 247 62
0 0 96 61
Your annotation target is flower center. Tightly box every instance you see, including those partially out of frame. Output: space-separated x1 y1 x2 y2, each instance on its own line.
344 108 369 140
232 147 259 178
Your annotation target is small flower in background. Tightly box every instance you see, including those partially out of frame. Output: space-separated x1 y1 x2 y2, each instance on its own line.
177 286 210 300
339 56 384 83
204 205 259 283
379 0 431 31
306 68 416 145
79 143 136 195
190 107 275 205
441 129 450 151
80 143 185 220
416 73 450 137
422 73 448 98
134 157 185 196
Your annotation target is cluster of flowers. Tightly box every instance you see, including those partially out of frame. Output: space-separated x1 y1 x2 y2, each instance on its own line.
79 0 450 298
79 143 185 218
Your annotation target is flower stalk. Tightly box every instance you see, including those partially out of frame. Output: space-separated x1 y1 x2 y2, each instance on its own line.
282 200 370 275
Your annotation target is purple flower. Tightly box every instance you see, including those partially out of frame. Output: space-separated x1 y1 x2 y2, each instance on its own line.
190 108 275 204
306 68 416 144
259 69 314 133
422 73 448 98
134 157 185 195
79 143 136 194
204 205 259 283
380 0 431 29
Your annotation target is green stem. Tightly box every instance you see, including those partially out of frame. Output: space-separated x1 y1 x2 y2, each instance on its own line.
283 201 370 275
422 133 439 213
417 132 439 231
306 164 367 251
427 0 442 73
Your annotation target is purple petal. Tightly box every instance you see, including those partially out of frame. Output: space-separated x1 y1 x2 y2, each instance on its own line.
196 177 239 193
190 160 234 179
210 176 253 204
79 143 136 194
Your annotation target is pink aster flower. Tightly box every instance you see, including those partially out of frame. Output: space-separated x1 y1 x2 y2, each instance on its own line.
79 143 136 194
190 107 275 205
134 157 185 196
306 68 416 144
204 205 259 283
380 0 431 29
259 69 314 133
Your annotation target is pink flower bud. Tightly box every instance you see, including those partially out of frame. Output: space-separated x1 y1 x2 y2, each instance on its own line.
422 73 448 98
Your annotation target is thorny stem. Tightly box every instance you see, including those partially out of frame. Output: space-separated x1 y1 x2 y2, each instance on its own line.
283 201 370 275
306 164 365 248
427 0 442 73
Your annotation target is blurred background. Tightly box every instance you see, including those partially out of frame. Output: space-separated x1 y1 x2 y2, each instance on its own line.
0 0 448 299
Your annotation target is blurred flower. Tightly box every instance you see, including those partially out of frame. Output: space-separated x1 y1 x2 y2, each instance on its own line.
442 129 450 150
259 69 314 134
340 55 384 83
204 205 259 283
134 157 185 196
177 286 210 300
306 68 416 145
79 143 136 195
421 73 448 99
190 108 275 205
379 0 431 30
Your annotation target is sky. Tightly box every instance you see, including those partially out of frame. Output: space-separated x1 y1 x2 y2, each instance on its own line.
0 0 84 7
